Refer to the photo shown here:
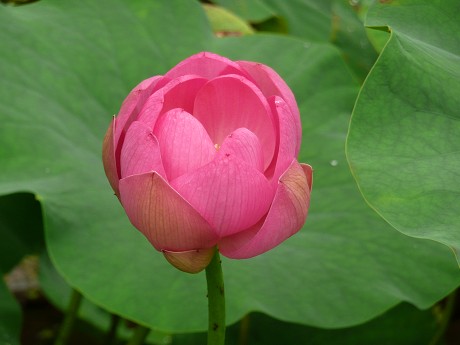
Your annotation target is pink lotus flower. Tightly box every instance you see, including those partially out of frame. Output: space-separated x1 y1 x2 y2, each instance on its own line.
103 52 312 273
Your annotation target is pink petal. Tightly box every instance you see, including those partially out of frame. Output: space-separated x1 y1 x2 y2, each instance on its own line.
114 76 162 147
218 128 264 172
102 118 119 196
164 52 245 80
219 159 312 259
119 172 218 252
153 108 216 181
172 153 273 238
119 121 166 179
137 75 208 129
193 74 276 170
237 61 301 154
265 96 298 183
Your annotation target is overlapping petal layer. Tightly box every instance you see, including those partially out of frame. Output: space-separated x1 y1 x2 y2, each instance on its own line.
193 75 276 169
154 108 216 180
172 151 272 237
120 121 165 179
119 172 218 252
219 160 312 259
237 61 302 154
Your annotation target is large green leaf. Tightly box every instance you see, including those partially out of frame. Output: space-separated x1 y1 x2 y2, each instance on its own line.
1 0 459 333
346 0 460 263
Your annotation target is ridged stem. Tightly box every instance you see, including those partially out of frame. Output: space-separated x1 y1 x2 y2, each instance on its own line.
205 249 226 345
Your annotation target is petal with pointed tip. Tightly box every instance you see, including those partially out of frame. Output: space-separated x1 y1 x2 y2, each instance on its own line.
172 153 272 237
218 128 264 172
193 75 276 170
102 118 119 196
238 61 301 153
165 52 245 79
219 159 311 259
114 76 162 146
154 108 216 180
119 172 218 252
163 247 215 274
120 121 165 179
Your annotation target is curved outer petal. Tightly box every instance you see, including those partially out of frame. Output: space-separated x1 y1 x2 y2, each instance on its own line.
120 121 166 179
172 151 273 238
137 75 208 129
114 76 162 147
102 118 119 196
119 172 218 252
237 61 302 155
153 108 216 181
193 74 276 170
219 159 312 259
266 96 298 184
164 51 246 80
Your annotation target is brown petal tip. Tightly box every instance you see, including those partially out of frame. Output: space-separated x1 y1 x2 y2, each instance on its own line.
163 247 216 274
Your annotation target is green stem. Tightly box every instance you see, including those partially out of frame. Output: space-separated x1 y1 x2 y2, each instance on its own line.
205 249 226 345
126 325 150 345
54 289 83 345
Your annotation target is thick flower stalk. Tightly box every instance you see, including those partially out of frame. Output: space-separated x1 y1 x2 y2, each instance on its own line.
103 52 312 273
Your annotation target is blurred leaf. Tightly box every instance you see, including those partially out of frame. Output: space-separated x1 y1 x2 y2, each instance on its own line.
232 0 377 81
211 0 275 23
0 0 459 334
259 0 333 41
251 15 288 34
0 280 21 345
346 0 460 263
331 0 378 81
0 193 44 272
203 3 254 36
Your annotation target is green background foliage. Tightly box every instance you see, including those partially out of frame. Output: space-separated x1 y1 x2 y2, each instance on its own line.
1 0 459 343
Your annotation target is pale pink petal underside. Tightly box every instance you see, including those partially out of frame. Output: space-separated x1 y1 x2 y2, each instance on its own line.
237 61 301 153
193 74 276 170
164 52 244 80
163 247 215 274
119 172 218 252
119 121 166 179
219 159 311 259
102 118 119 196
154 108 216 181
172 154 273 238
